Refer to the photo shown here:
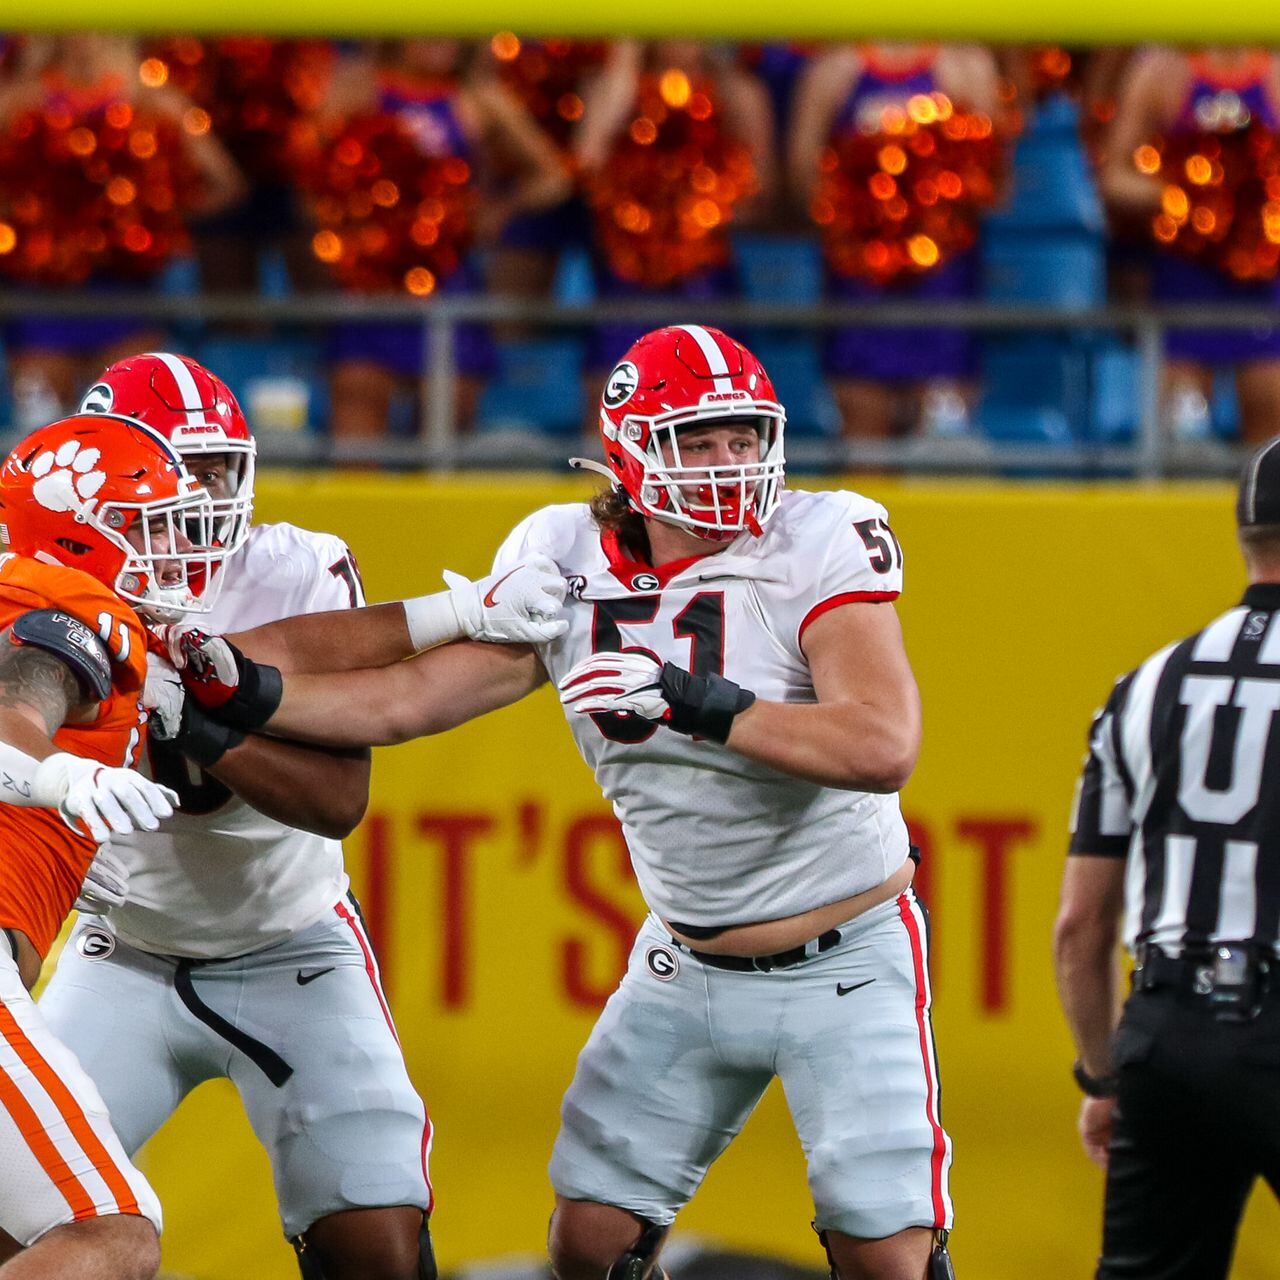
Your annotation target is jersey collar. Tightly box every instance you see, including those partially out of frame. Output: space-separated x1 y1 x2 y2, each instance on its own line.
1241 582 1280 610
599 529 709 591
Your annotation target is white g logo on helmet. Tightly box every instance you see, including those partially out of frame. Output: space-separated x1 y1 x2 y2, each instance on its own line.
79 383 115 415
603 361 639 410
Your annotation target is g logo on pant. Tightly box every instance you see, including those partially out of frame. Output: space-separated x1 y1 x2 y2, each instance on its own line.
76 927 116 960
645 946 679 981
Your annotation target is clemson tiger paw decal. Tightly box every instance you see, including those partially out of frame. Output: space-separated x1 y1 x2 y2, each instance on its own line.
30 440 107 513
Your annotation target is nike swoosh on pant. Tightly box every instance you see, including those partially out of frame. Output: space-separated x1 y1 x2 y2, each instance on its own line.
835 979 875 996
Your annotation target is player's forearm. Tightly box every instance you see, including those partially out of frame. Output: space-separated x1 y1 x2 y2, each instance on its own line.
229 602 414 675
263 642 544 748
228 569 554 676
724 697 919 792
1053 909 1122 1077
205 735 371 839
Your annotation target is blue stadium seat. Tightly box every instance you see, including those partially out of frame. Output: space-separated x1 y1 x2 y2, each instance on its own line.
735 237 831 435
978 402 1076 445
552 247 597 304
1087 339 1140 442
1087 351 1244 444
733 234 824 306
1210 368 1241 439
983 229 1106 309
981 333 1091 439
477 336 584 434
257 248 293 300
748 335 839 436
196 336 327 433
986 97 1105 235
155 253 203 347
156 254 201 296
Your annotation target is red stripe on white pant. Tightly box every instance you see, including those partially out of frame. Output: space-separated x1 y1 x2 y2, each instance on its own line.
334 898 435 1213
895 890 951 1228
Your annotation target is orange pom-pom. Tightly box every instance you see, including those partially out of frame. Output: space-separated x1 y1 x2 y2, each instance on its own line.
140 37 335 183
814 92 1008 285
0 88 201 284
1142 122 1280 281
295 112 475 294
586 72 758 288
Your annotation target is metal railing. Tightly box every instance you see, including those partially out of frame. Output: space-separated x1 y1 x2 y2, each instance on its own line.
1 288 1274 475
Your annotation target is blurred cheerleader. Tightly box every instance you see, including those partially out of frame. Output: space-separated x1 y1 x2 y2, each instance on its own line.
481 37 620 305
575 40 774 407
0 34 243 426
790 43 1001 440
317 39 568 440
1103 47 1280 445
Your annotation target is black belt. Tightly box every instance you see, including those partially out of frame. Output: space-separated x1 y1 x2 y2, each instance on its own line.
671 928 843 973
174 959 293 1087
1133 942 1274 1019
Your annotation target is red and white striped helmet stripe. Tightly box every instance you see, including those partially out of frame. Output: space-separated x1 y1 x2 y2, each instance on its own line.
148 352 216 429
677 324 735 393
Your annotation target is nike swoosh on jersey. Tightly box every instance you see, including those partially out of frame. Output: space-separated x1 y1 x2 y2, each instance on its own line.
835 979 875 996
296 968 335 986
483 569 519 608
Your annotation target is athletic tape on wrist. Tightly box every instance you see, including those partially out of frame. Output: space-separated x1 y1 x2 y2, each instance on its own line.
402 591 466 652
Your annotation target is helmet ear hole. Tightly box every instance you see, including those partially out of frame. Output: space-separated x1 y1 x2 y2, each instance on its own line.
55 537 93 556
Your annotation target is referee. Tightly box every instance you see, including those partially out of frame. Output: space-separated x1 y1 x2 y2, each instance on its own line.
1055 436 1280 1280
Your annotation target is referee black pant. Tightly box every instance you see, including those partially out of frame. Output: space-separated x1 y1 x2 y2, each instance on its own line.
1098 984 1280 1279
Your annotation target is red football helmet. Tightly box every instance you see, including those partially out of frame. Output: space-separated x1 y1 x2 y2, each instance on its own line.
79 352 256 558
0 415 223 621
588 325 786 541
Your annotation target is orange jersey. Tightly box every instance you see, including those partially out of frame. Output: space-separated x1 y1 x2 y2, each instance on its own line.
0 555 147 957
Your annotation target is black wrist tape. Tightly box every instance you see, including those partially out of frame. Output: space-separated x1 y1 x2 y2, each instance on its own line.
659 662 756 744
177 703 245 768
213 646 283 731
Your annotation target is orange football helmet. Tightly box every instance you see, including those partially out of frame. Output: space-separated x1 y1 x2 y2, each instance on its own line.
0 414 223 620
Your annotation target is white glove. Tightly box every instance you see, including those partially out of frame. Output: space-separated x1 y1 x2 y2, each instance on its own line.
143 652 185 741
32 753 178 844
74 842 130 914
559 651 668 720
444 554 569 645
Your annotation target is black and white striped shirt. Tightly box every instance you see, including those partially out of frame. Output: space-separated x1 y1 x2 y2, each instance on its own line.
1070 583 1280 956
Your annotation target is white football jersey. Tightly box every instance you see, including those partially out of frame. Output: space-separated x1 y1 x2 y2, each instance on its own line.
106 522 365 959
493 488 912 926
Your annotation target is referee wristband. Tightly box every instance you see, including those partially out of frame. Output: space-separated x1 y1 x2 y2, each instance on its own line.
1072 1059 1119 1099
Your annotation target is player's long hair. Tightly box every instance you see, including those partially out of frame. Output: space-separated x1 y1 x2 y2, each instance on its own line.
589 485 649 556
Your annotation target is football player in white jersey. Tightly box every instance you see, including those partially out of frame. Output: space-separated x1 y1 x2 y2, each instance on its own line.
154 327 953 1280
36 353 568 1280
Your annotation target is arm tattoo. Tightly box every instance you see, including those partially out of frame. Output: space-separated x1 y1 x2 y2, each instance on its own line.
0 637 79 735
